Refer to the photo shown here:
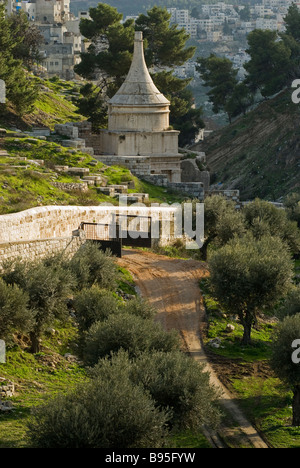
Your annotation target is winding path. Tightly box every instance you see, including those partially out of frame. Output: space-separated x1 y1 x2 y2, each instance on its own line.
118 249 269 449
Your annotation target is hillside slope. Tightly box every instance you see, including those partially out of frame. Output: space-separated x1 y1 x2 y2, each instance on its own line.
192 90 300 201
0 76 86 131
0 76 186 214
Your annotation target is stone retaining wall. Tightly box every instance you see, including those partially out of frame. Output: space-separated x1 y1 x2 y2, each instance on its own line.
0 205 179 244
52 182 89 192
0 205 180 264
0 236 84 266
168 182 205 200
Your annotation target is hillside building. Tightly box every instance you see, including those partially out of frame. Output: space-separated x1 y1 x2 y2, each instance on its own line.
33 0 71 23
1 0 84 79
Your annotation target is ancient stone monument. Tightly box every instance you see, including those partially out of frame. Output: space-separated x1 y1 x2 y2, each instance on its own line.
96 31 182 183
54 32 208 199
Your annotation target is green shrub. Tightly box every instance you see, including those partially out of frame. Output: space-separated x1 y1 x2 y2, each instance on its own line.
122 296 156 320
131 350 221 431
271 314 300 426
93 350 221 432
83 313 180 365
271 314 300 388
69 242 119 291
27 369 169 448
73 286 120 332
277 285 300 319
2 254 76 352
0 278 33 343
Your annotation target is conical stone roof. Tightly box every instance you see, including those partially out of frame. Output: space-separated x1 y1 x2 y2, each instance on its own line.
109 31 170 107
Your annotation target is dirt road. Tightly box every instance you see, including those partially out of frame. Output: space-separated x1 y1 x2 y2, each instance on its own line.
118 249 269 449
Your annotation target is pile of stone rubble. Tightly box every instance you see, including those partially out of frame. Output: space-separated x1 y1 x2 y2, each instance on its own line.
0 377 14 412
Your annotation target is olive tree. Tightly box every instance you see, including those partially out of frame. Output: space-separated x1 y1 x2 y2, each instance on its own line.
93 349 221 432
243 198 300 256
73 286 120 333
27 365 169 448
0 278 33 343
68 242 119 291
83 313 180 365
284 192 300 228
195 195 246 261
209 233 294 345
121 296 156 320
277 285 300 319
2 255 76 353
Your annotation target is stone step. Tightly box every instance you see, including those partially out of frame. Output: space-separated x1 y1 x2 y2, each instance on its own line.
107 185 128 194
96 187 115 196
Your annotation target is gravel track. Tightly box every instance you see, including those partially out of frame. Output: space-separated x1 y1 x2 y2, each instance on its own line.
118 249 269 449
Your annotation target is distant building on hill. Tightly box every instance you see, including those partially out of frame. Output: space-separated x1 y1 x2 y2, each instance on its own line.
2 0 88 80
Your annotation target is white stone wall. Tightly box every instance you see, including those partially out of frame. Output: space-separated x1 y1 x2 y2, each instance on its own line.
0 236 84 267
0 205 184 265
0 205 180 244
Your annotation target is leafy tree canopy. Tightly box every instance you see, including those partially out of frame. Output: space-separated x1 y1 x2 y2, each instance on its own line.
135 6 195 68
0 4 38 115
197 54 253 122
244 29 294 97
271 314 300 426
284 3 300 43
196 3 300 122
209 233 294 345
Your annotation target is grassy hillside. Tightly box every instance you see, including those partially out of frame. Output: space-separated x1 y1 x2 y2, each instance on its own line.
199 273 300 449
0 76 85 131
0 135 183 214
0 77 185 214
193 89 300 201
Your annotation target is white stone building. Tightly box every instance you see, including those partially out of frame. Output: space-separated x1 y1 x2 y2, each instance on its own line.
17 0 84 79
34 0 71 23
